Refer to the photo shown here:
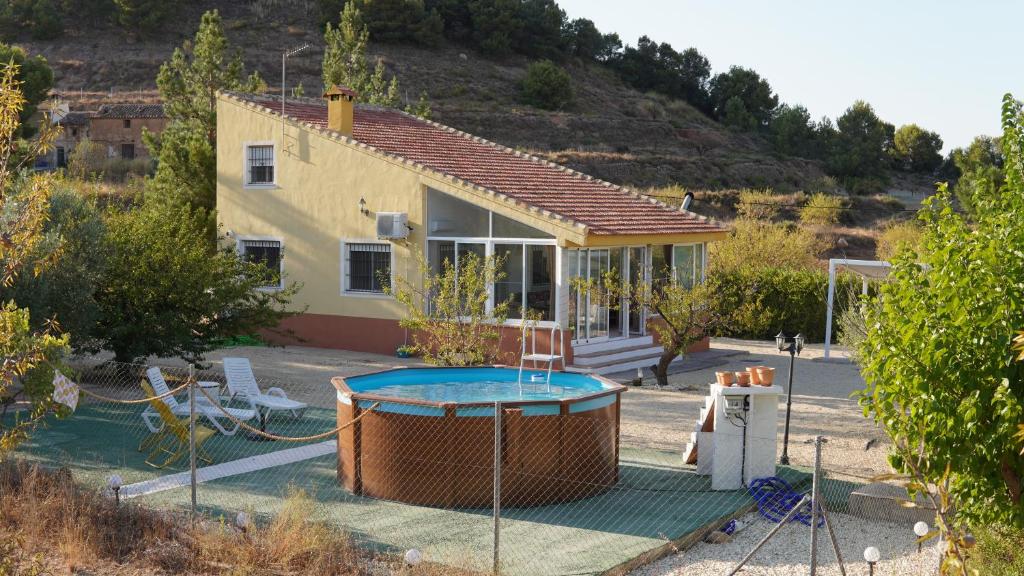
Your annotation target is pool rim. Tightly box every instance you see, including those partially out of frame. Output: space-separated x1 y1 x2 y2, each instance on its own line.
331 365 627 410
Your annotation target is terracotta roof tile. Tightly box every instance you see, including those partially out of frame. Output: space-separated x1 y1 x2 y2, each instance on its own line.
96 103 165 119
230 93 727 237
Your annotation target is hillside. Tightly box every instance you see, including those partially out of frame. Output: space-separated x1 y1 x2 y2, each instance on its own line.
13 1 826 192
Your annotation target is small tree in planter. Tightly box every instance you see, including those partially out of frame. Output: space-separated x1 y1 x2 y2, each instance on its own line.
390 251 512 366
634 281 720 387
574 268 720 388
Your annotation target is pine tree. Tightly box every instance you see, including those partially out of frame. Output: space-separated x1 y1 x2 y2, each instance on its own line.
144 10 263 217
322 2 400 108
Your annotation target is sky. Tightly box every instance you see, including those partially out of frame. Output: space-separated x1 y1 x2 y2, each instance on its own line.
557 0 1021 152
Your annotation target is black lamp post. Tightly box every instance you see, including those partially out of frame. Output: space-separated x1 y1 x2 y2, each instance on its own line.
776 331 804 465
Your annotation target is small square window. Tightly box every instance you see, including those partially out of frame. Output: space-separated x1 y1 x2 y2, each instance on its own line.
240 239 283 289
246 144 274 186
123 119 131 129
345 243 391 294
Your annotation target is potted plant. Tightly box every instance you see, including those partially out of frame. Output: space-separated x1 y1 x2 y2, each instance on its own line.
396 345 415 359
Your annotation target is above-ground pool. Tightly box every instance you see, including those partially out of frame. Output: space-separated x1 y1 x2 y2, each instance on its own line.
332 367 626 508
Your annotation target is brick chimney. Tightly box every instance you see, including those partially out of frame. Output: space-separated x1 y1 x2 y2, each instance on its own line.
323 85 357 137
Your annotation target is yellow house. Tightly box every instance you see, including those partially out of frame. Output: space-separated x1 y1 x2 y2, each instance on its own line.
216 88 728 373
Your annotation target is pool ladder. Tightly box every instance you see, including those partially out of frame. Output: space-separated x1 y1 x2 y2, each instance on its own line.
518 323 565 387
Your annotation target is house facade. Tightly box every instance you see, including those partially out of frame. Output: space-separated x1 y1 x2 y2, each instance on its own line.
90 103 167 161
216 89 728 374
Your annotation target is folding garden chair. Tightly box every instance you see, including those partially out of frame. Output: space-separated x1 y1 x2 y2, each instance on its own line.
140 380 215 469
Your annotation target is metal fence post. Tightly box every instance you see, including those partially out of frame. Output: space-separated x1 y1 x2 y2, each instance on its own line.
493 401 502 575
189 364 197 522
810 435 822 575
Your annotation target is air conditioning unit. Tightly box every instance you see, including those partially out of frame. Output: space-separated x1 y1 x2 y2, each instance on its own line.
376 212 409 239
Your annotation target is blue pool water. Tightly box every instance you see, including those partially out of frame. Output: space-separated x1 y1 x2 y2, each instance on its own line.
344 367 613 404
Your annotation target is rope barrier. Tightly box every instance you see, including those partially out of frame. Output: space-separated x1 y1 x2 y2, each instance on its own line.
196 384 379 442
78 379 193 405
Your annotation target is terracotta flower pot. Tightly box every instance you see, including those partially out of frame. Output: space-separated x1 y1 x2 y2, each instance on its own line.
756 367 776 386
735 371 751 387
747 367 762 385
715 371 736 386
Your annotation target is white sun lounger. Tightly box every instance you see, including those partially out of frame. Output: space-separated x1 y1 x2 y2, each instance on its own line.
222 357 308 427
141 366 257 436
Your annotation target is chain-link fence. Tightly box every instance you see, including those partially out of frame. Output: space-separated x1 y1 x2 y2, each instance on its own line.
10 360 936 575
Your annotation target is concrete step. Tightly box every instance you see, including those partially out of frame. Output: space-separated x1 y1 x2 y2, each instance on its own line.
572 345 665 367
572 336 653 356
577 354 682 376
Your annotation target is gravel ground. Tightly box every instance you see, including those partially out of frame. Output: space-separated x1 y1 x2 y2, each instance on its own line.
635 511 939 576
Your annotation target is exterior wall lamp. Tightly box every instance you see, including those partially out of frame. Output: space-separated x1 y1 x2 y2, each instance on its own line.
776 331 804 465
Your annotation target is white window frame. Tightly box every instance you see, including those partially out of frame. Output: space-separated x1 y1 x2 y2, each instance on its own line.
671 242 707 288
237 235 284 291
243 141 277 189
340 239 395 299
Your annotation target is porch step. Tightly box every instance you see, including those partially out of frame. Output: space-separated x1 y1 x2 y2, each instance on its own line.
572 335 654 356
569 351 681 376
572 345 666 367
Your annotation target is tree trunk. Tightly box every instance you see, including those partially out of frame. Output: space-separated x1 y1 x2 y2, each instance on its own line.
653 344 678 388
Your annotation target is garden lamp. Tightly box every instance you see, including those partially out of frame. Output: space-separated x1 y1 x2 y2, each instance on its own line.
776 332 803 465
914 521 929 552
863 546 880 575
108 474 122 506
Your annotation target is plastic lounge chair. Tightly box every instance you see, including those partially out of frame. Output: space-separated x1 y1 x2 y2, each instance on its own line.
141 367 257 436
223 358 307 428
140 380 215 469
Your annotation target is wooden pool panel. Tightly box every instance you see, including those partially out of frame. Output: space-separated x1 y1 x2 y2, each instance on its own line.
332 374 624 508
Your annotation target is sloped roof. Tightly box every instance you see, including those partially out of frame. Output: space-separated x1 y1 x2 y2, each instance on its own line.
59 111 91 126
95 103 165 119
226 92 727 237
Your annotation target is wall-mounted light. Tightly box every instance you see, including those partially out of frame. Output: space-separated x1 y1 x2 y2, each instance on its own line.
358 197 369 215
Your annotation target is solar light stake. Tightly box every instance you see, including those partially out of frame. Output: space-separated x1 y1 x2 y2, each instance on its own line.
914 521 929 553
776 332 804 465
864 546 880 576
108 474 122 506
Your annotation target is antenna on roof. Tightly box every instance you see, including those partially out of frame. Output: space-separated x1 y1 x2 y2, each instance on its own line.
281 44 310 149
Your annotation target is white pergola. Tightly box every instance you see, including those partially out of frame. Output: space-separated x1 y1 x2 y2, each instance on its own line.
824 258 891 359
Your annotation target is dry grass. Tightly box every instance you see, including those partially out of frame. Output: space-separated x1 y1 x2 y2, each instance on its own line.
0 461 460 576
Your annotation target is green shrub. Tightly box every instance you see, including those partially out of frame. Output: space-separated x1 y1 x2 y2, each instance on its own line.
972 525 1024 574
735 188 783 220
709 218 823 274
799 192 844 226
875 220 922 261
521 60 573 111
706 266 858 342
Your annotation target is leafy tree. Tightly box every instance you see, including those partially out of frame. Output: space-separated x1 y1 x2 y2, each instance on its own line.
521 59 573 110
949 135 1004 214
0 0 63 40
2 186 106 354
514 0 565 58
0 62 69 456
857 94 1024 528
349 0 444 47
611 38 711 110
425 0 473 42
145 10 263 216
323 2 401 107
0 44 52 137
390 251 513 366
708 66 778 129
562 17 621 62
798 192 843 226
112 0 171 33
827 100 892 181
468 0 519 56
405 90 432 119
635 281 720 388
769 103 817 157
95 200 300 365
891 123 943 173
721 95 757 131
